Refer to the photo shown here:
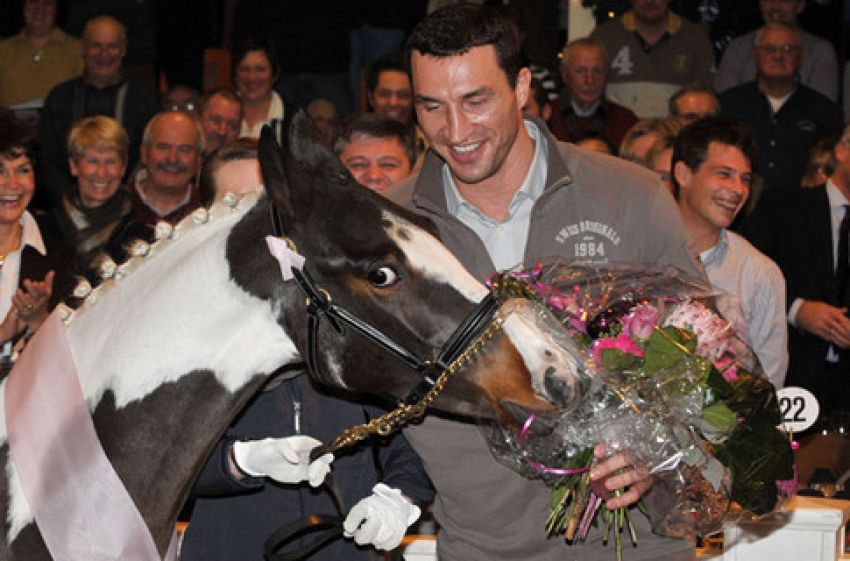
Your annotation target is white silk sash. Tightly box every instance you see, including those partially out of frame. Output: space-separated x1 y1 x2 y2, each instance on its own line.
5 311 176 560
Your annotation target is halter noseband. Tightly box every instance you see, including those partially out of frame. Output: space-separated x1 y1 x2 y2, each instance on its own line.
269 201 499 421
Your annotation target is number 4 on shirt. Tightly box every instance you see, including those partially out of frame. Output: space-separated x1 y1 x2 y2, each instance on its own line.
611 47 634 76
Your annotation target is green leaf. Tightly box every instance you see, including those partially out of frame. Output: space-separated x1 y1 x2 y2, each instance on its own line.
643 326 695 374
600 348 642 371
713 421 794 514
705 366 734 401
702 402 738 432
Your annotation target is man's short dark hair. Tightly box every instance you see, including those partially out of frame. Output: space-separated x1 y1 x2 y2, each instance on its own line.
366 51 409 95
0 108 38 167
199 87 242 116
406 3 527 88
333 114 416 165
671 117 756 198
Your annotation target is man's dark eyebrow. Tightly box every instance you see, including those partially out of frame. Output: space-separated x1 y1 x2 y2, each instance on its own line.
414 94 440 105
462 87 494 101
414 87 495 105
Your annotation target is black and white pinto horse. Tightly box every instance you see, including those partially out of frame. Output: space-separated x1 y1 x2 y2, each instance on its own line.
0 112 578 559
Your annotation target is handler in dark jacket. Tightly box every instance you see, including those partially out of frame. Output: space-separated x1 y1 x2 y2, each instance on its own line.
180 368 434 561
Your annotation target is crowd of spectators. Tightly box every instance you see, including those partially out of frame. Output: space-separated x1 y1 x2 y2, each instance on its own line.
0 0 848 558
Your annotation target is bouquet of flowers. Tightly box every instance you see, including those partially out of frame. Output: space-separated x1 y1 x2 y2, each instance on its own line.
485 261 795 559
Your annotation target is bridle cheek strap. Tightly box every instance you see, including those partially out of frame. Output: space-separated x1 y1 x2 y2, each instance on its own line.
291 266 498 404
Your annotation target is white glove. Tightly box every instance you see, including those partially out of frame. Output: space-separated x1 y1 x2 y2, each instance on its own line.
231 436 333 487
343 483 421 551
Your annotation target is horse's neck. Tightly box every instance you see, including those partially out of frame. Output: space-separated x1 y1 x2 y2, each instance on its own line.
66 200 299 410
0 197 302 550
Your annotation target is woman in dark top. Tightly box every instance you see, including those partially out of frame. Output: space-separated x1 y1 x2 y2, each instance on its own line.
0 109 74 373
51 115 132 271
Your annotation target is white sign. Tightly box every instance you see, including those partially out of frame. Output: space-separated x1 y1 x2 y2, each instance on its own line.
776 386 819 434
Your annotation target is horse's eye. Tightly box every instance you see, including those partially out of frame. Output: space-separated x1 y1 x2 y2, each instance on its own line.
368 266 399 287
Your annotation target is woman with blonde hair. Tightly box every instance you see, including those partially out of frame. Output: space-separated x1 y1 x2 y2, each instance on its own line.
619 118 678 165
52 115 132 269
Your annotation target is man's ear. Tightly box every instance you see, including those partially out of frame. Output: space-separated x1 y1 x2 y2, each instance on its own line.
515 67 532 111
673 160 691 194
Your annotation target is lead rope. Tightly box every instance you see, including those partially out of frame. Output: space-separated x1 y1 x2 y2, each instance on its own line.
263 313 507 561
317 313 506 456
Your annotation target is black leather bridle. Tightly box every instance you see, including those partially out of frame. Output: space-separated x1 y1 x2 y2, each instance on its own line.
263 198 501 561
269 200 499 410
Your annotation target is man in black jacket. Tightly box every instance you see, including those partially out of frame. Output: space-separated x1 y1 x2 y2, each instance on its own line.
745 123 850 420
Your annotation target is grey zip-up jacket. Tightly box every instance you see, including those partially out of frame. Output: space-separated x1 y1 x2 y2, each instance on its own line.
385 119 702 561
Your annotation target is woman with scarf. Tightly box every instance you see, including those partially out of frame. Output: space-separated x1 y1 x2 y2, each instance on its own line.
51 115 132 272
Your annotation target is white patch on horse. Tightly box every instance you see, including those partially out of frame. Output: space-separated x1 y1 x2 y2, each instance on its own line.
382 211 487 303
502 306 580 402
1 196 300 542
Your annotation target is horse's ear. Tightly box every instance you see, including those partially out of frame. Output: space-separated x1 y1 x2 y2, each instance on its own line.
260 109 350 224
287 109 348 177
258 123 297 220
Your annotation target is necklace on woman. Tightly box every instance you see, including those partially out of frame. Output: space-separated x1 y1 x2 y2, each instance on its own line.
0 227 22 269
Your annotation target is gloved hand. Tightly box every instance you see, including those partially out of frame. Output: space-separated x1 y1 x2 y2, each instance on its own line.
231 436 333 487
343 483 421 550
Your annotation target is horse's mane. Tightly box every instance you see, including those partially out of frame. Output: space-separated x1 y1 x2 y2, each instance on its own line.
61 190 298 408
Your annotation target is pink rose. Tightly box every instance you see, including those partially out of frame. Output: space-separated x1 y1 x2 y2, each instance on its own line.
713 354 739 383
664 301 733 360
623 304 660 341
591 333 644 364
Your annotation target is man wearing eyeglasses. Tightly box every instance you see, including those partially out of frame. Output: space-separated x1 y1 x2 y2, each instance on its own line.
715 0 838 102
37 15 158 207
719 22 842 199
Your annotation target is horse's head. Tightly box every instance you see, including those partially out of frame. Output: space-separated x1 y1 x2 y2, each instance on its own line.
229 111 580 427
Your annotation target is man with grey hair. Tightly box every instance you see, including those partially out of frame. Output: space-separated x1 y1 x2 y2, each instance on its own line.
104 110 203 264
129 111 204 226
720 22 842 197
715 0 838 102
37 14 159 206
548 37 637 150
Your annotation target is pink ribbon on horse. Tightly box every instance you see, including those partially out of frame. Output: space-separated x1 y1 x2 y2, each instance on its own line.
5 311 175 560
266 235 305 281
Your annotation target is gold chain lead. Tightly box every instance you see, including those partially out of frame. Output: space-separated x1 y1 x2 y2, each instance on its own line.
324 314 506 453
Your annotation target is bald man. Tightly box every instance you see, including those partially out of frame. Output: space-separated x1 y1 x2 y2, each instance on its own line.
37 15 159 206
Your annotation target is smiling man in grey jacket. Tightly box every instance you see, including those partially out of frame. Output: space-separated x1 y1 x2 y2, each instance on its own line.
383 4 704 561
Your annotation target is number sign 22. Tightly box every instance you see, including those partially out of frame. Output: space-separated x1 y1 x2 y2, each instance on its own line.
776 386 819 433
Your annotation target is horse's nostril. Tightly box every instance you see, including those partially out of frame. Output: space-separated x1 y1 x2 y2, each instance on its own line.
544 367 572 408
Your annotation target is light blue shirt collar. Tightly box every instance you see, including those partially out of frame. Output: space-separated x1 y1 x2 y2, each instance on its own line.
699 228 728 269
443 119 548 223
